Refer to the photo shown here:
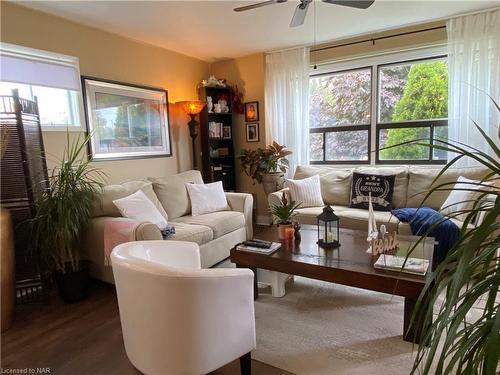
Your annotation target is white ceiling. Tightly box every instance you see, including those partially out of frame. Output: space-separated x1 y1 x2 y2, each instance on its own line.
17 0 500 62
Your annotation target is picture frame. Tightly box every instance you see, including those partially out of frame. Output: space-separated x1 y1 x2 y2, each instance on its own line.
222 126 232 139
244 101 259 122
246 123 259 142
82 76 172 160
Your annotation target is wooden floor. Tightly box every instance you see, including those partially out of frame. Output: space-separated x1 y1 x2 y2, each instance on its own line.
1 281 291 375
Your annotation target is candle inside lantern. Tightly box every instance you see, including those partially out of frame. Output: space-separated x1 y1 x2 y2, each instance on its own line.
326 231 334 243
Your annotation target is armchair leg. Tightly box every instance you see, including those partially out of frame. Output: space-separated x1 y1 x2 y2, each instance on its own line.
240 352 251 375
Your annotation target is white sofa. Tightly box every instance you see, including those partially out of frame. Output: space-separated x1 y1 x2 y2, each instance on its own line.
269 165 489 234
85 170 253 284
111 240 256 375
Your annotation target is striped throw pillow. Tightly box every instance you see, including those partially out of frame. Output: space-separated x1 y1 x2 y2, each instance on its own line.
285 175 324 208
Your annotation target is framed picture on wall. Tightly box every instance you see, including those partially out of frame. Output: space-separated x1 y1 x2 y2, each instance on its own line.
222 126 232 139
82 76 172 160
246 123 259 142
244 101 259 122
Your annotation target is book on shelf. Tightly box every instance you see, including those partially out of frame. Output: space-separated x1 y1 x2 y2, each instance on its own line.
236 241 281 255
208 121 223 138
374 254 429 275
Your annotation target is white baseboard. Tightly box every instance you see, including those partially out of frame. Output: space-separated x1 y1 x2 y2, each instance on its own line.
256 215 271 226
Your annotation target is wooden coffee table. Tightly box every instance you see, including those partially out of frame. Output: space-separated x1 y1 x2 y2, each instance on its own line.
230 226 433 343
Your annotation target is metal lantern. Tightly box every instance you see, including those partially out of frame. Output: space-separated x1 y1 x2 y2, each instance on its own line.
317 205 340 249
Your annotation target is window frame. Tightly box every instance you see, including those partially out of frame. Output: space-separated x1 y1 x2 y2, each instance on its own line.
309 45 448 166
309 66 373 165
0 42 85 131
375 55 448 165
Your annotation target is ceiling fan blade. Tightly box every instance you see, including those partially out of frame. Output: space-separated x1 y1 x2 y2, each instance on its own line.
290 0 311 28
234 0 286 12
321 0 375 9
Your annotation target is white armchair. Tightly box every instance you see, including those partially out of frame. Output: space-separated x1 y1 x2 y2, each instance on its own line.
111 240 256 375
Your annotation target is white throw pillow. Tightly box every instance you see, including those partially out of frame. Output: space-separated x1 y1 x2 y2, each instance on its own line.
285 175 324 208
113 190 168 229
185 181 228 216
440 176 487 222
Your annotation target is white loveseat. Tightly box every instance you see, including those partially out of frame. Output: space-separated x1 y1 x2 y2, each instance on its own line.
85 170 253 284
269 165 489 234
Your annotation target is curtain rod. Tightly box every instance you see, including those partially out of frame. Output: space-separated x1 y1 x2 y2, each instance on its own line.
310 25 445 53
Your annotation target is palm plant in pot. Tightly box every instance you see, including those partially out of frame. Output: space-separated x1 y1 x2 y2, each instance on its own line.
270 192 301 239
35 133 104 303
238 141 292 196
400 96 499 374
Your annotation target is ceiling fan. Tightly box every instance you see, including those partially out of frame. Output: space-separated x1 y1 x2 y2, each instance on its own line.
234 0 375 27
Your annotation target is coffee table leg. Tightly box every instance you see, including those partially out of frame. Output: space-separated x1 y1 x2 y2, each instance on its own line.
237 264 258 300
404 296 431 344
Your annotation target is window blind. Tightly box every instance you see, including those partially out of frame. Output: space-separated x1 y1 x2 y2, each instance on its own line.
0 43 80 91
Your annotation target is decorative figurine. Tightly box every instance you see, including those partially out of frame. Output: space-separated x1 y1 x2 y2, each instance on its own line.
207 96 213 113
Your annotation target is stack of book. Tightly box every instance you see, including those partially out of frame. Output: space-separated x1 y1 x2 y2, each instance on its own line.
236 239 281 255
374 254 429 275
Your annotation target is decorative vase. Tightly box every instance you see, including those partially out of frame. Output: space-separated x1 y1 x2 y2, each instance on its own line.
278 223 294 240
1 208 15 332
261 172 285 197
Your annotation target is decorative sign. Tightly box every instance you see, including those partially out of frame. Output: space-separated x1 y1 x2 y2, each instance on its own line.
350 173 395 211
370 225 399 255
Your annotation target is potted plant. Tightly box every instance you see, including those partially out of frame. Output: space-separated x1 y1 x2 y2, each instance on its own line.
270 192 301 239
403 96 499 374
34 133 104 303
238 141 292 196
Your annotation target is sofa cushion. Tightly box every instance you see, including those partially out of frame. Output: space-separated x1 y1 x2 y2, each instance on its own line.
168 222 213 245
407 167 489 209
294 165 353 206
149 170 204 220
338 208 400 233
93 180 168 220
355 166 408 208
294 206 350 225
285 175 324 208
350 172 396 211
172 211 246 239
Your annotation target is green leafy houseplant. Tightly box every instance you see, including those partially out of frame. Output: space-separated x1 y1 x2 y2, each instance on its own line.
270 192 301 240
402 96 499 374
35 133 104 302
238 141 292 184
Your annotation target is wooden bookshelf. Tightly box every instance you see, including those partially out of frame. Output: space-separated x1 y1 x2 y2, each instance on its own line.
198 86 236 191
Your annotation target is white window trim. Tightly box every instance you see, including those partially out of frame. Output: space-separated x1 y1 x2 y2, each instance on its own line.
0 42 85 131
309 44 447 167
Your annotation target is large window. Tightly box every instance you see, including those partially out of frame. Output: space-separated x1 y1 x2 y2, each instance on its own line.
0 43 83 129
310 51 448 164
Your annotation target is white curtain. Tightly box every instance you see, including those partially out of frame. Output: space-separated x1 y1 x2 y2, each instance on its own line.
265 47 310 177
447 10 500 167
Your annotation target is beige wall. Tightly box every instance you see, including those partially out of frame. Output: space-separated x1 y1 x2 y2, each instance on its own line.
1 2 208 183
209 54 269 220
209 22 446 220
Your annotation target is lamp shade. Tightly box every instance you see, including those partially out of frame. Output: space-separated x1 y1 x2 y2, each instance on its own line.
177 101 206 115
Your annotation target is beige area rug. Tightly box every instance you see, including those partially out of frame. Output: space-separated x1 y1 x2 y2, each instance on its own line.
253 277 419 375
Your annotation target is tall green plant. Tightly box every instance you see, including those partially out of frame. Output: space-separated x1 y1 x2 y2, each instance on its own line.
238 141 291 183
35 132 105 273
405 97 499 374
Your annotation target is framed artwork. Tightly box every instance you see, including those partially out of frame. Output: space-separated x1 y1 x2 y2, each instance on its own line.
244 101 259 122
246 123 259 142
82 76 172 160
222 126 232 139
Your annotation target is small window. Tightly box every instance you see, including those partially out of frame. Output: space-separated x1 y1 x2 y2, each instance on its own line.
0 43 83 129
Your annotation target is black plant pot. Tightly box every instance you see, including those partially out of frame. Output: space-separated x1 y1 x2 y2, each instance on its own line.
54 261 90 304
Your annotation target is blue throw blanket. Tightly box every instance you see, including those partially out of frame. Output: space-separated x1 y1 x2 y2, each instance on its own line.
391 207 459 265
